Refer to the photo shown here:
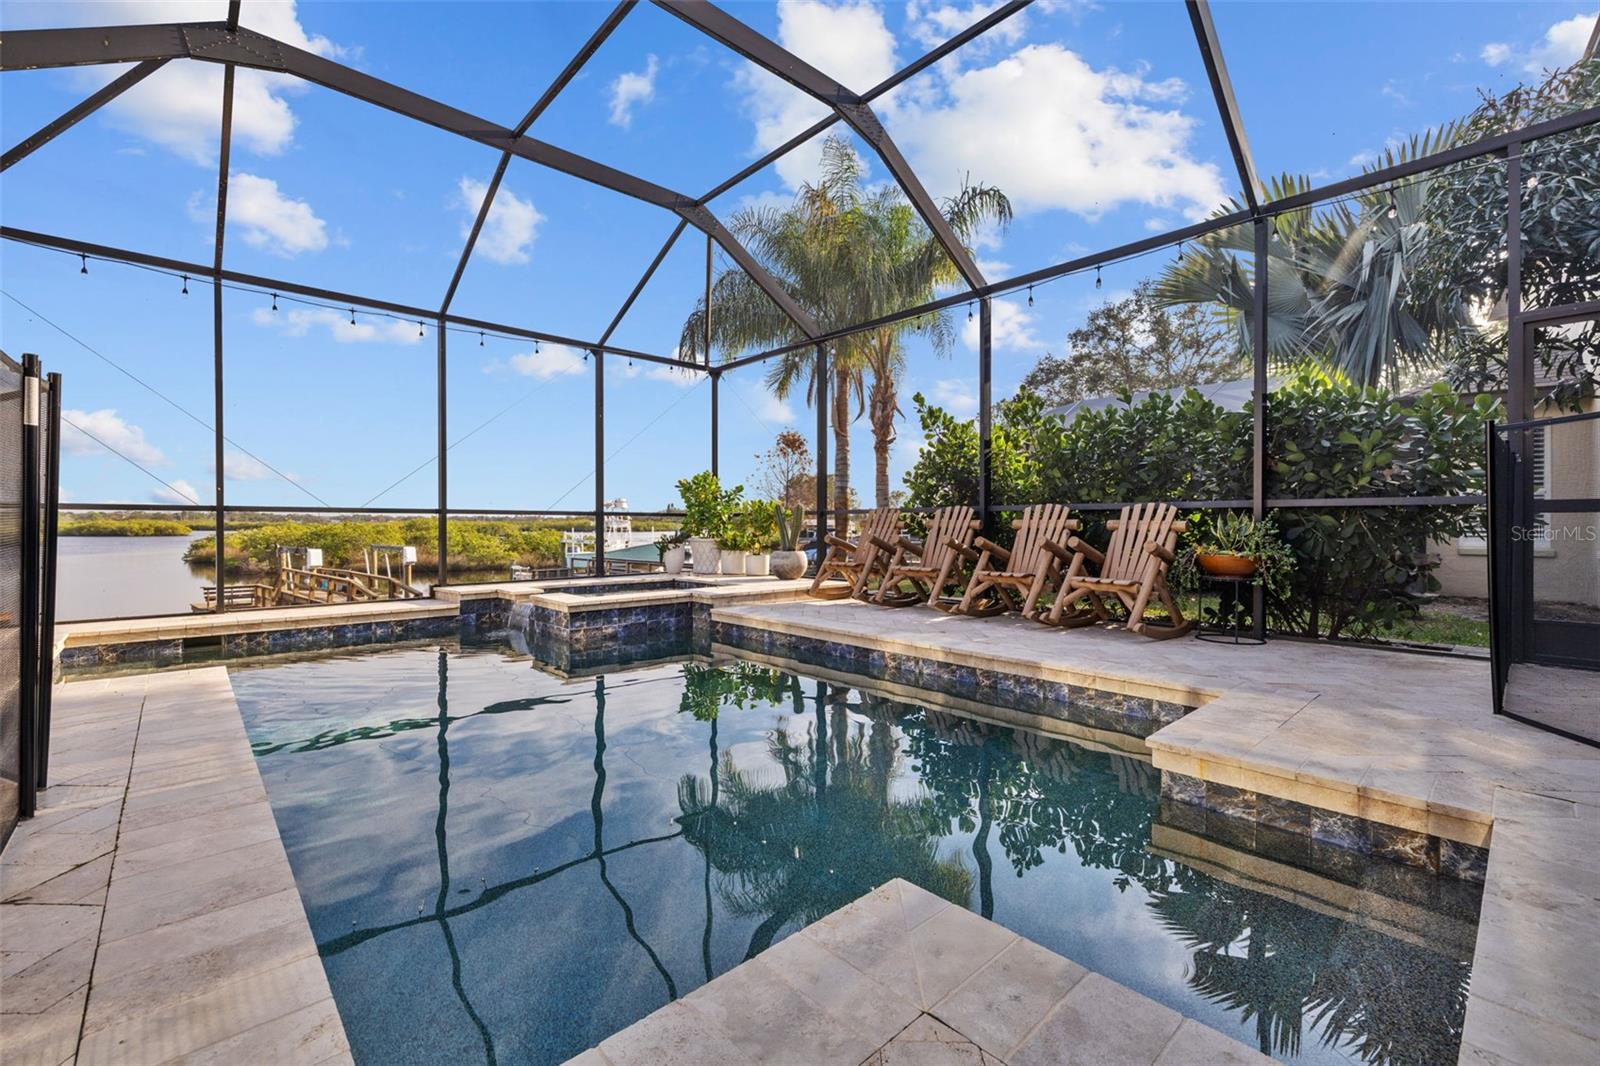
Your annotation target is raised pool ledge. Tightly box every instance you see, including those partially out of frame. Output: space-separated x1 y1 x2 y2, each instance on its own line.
54 575 815 673
710 598 1600 1065
565 878 1273 1066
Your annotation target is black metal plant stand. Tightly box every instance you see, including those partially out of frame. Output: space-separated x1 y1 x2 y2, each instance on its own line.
1193 573 1265 646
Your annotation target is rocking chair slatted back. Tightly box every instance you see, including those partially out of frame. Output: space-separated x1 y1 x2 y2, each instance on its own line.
921 505 976 576
1010 503 1076 574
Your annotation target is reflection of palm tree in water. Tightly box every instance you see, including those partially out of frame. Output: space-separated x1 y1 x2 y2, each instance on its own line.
1146 874 1472 1065
902 710 1472 1065
678 679 972 960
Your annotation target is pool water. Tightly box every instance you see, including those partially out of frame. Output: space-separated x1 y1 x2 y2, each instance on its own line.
232 643 1478 1066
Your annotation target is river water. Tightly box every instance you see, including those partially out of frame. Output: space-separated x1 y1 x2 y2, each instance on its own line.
55 534 215 621
53 535 504 621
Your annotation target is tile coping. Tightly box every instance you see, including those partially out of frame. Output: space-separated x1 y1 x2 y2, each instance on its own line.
563 878 1273 1066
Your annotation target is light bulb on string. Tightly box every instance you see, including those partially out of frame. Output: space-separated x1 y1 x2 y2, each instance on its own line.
271 293 278 312
180 274 189 296
535 339 541 355
1095 266 1102 290
79 254 88 275
418 320 424 338
967 303 973 322
479 331 485 347
1026 285 1034 307
1386 193 1398 221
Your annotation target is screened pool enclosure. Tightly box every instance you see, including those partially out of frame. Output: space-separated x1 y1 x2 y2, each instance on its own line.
3 0 1597 655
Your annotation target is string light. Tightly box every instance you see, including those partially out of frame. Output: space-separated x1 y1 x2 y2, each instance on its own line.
349 307 356 325
1094 266 1102 290
180 274 188 295
79 254 88 275
967 303 973 321
270 292 278 312
417 320 424 338
1026 285 1034 307
1386 193 1399 220
535 339 541 354
479 331 485 347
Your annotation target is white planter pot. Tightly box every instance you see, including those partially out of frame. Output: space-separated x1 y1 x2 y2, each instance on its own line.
689 537 718 575
662 546 685 575
719 549 747 576
745 553 771 577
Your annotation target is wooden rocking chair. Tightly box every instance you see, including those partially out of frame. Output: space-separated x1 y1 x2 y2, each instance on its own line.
809 507 900 600
869 505 980 609
955 504 1079 618
1044 502 1194 639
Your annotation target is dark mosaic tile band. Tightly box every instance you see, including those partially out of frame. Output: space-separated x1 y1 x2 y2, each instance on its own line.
60 615 462 670
710 620 1196 740
1158 771 1489 886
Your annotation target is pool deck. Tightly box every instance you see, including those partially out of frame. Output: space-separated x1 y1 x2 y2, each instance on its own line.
1 668 351 1066
711 598 1600 1066
567 878 1273 1066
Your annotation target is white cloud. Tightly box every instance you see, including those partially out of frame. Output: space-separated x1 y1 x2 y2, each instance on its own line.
735 1 899 187
219 172 328 256
961 296 1044 353
222 451 291 482
61 408 165 465
645 364 701 388
887 44 1228 219
1482 13 1595 74
905 1 1028 50
932 378 978 416
753 389 796 424
20 3 345 164
455 177 544 265
507 345 587 380
249 306 423 345
608 54 659 129
152 479 202 506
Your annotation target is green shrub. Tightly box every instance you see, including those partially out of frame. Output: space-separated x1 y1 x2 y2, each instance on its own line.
60 517 194 536
905 369 1494 639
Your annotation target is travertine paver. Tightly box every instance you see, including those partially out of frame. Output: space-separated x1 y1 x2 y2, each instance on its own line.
711 598 1600 1065
0 668 351 1066
570 879 1270 1066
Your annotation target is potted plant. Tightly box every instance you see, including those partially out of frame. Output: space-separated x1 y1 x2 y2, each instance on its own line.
742 503 777 576
676 472 742 576
769 503 807 580
1174 512 1294 597
655 530 688 575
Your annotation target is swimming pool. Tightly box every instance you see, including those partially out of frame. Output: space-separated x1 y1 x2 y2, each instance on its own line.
233 642 1478 1066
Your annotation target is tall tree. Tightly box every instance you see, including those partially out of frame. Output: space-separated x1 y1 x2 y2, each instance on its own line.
679 137 1009 524
1017 280 1244 407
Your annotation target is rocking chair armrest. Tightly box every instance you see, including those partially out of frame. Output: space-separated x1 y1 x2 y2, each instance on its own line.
972 536 1011 561
894 536 926 554
1144 541 1176 564
1066 518 1082 531
868 533 903 555
964 519 982 530
823 533 856 551
1066 536 1105 565
946 539 980 562
1041 539 1073 562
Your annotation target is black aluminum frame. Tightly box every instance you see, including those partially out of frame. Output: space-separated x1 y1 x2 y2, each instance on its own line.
3 1 1597 622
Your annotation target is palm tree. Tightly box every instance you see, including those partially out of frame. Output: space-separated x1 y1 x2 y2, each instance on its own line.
679 137 1010 522
1154 134 1480 388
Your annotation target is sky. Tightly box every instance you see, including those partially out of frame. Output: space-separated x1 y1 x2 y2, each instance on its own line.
1 0 1594 515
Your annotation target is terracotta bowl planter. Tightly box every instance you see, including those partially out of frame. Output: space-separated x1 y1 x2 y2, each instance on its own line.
1196 552 1258 578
